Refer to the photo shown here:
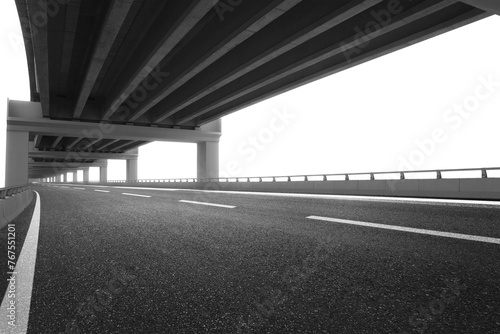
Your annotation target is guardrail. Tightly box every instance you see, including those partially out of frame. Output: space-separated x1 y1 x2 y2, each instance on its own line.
0 184 32 199
105 166 500 184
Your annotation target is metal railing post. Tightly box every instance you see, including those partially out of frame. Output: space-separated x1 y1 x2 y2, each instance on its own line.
482 169 488 178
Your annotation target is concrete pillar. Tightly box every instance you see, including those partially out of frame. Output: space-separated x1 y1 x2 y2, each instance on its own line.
5 130 29 187
126 148 138 181
83 168 89 183
63 173 67 183
197 141 219 180
99 160 108 183
126 159 138 181
72 171 77 183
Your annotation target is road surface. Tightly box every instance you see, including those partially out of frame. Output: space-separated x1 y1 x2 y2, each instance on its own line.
1 183 499 333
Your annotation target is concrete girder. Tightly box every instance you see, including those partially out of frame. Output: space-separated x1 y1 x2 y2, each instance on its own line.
199 5 491 125
29 150 138 160
51 136 64 149
29 162 107 168
101 0 215 120
8 101 221 143
152 0 384 124
127 0 303 122
73 0 135 119
174 0 462 125
460 0 500 14
25 0 50 116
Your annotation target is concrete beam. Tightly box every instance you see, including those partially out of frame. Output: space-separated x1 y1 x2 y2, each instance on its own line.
58 1 81 107
109 140 136 152
176 0 457 125
73 0 135 119
460 0 500 15
200 5 490 125
8 101 221 143
26 0 50 116
29 150 138 160
96 139 120 151
158 0 383 124
102 0 215 120
51 136 64 149
66 137 83 150
128 0 302 122
34 134 42 148
29 162 107 168
28 167 80 171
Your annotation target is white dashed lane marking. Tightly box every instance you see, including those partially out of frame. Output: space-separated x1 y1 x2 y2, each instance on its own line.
122 193 151 198
179 200 236 209
94 190 110 193
306 216 500 245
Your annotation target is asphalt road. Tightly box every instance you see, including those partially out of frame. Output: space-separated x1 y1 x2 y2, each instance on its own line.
6 184 500 333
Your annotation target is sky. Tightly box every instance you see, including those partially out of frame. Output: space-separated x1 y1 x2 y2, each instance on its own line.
1 2 500 185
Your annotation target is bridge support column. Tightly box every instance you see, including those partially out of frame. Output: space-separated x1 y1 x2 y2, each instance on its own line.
72 171 77 183
83 168 89 183
63 173 67 183
99 160 108 183
5 130 29 187
197 141 219 180
126 148 138 181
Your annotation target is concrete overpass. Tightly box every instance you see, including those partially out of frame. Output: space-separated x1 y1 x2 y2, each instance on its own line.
6 0 499 187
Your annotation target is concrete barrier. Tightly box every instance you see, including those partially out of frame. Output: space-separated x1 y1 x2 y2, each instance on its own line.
0 189 34 230
67 177 500 201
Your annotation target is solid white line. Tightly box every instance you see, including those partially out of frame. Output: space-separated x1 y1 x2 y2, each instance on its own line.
1 191 41 333
306 216 500 245
179 200 236 208
94 190 110 193
73 187 85 190
57 185 500 208
181 190 500 207
121 193 151 198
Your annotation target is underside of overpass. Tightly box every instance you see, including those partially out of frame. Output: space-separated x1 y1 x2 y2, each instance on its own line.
6 0 499 186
